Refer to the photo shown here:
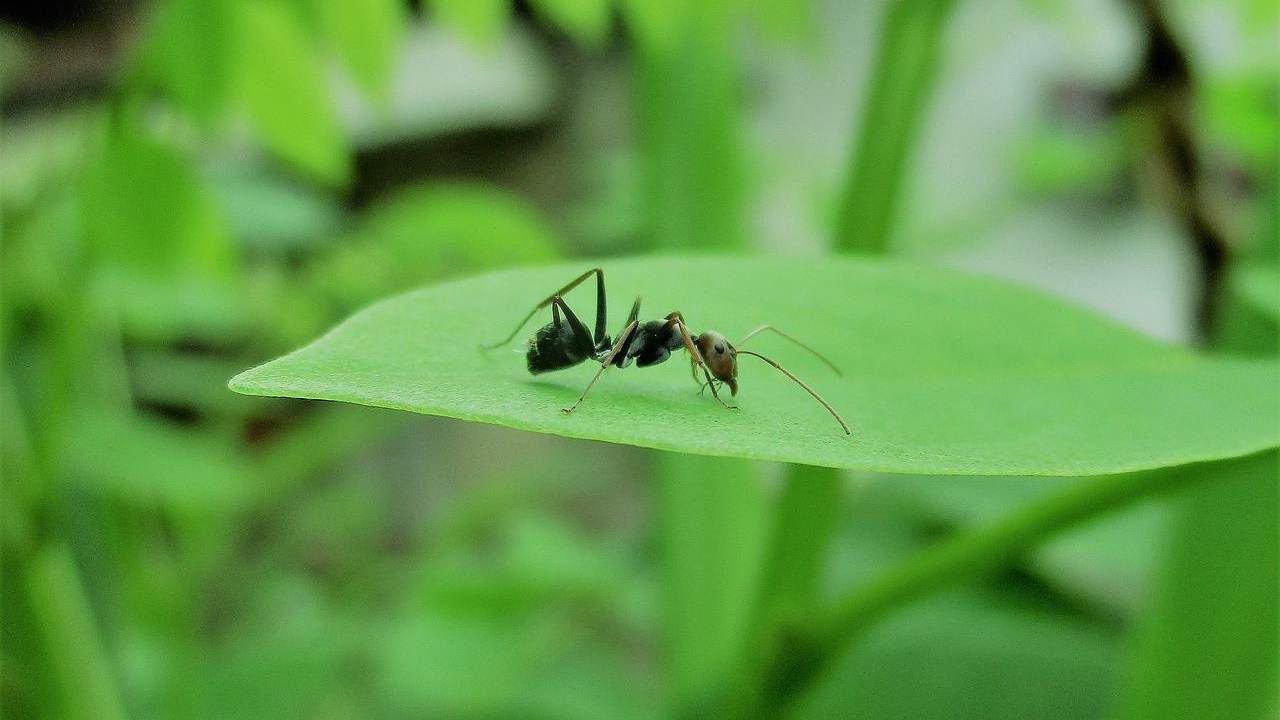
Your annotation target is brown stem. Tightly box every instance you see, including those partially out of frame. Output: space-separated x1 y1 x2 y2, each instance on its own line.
1123 0 1230 341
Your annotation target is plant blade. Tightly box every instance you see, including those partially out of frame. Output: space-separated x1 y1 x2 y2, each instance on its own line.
230 256 1280 475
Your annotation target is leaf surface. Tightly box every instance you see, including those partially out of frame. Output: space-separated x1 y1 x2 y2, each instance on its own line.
237 0 348 185
230 256 1280 475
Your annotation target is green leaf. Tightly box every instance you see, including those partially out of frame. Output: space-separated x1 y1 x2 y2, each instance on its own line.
428 0 511 47
1214 264 1279 356
375 610 562 715
314 0 405 101
134 0 237 124
61 403 256 511
1115 450 1278 720
888 475 1168 613
229 256 1280 475
236 0 349 185
306 182 560 312
789 592 1120 720
210 164 342 254
1231 264 1280 321
527 0 613 46
23 544 128 720
618 0 687 53
79 123 235 281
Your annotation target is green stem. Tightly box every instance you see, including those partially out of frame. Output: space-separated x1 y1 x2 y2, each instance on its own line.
633 2 745 251
25 543 128 720
726 465 843 717
834 0 956 254
740 2 960 711
796 463 1209 686
758 466 844 626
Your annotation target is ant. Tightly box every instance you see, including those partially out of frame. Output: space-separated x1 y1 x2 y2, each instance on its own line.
481 268 851 435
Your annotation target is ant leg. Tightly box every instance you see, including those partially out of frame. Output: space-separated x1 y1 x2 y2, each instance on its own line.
596 296 642 361
736 325 843 376
552 297 596 357
481 268 606 350
591 269 608 347
667 312 737 410
563 320 638 415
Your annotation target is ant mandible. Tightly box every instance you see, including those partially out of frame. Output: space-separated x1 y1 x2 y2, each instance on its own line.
480 268 851 435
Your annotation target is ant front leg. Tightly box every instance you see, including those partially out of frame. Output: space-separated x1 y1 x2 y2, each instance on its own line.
667 312 737 411
562 320 639 415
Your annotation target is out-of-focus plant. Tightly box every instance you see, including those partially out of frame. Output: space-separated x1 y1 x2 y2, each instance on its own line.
5 0 1278 718
1 0 571 717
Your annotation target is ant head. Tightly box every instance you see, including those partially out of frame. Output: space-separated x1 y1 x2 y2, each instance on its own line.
694 331 738 396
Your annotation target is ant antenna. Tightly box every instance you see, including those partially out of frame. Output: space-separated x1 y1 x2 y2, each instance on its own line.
736 325 843 376
735 349 851 435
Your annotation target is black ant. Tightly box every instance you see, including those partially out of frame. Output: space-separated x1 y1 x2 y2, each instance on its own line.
480 268 851 435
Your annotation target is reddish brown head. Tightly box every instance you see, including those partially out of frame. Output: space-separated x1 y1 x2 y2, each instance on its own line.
694 331 738 395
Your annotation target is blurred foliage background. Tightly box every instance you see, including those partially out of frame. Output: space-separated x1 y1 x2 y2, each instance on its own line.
1 0 1276 718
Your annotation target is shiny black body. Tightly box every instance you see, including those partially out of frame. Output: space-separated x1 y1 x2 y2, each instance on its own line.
527 304 683 374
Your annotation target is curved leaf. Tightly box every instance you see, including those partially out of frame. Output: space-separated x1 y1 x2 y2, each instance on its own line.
237 0 348 185
229 256 1280 475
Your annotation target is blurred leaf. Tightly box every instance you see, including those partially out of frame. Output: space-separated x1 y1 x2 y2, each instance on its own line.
61 403 255 512
102 271 250 344
307 182 560 311
210 165 343 254
1230 263 1280 321
187 576 355 720
660 454 769 709
417 512 628 614
1014 124 1131 196
127 349 270 417
1214 263 1280 355
789 592 1119 720
135 0 236 124
79 123 235 280
23 544 127 720
746 0 814 41
0 370 39 538
428 0 511 47
888 475 1168 613
2 191 81 329
314 0 405 101
1202 75 1279 170
338 24 557 147
376 609 562 715
0 107 98 209
251 405 404 502
525 648 661 720
1115 450 1278 720
619 0 691 53
236 0 349 185
231 256 1280 474
528 0 613 46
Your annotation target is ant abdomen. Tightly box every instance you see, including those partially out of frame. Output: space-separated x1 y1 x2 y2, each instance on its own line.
527 322 591 374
